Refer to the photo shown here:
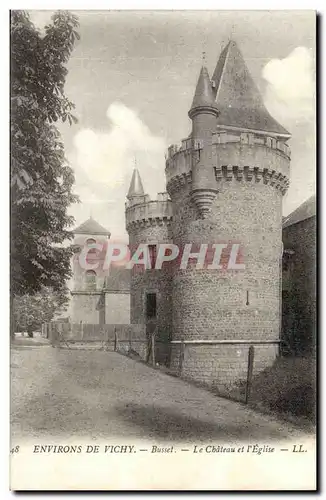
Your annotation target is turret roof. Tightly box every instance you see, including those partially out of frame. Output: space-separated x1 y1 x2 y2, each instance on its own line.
74 217 111 236
189 66 218 113
127 168 145 198
212 41 290 137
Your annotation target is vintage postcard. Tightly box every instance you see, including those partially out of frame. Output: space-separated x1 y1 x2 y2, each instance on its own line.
10 9 316 491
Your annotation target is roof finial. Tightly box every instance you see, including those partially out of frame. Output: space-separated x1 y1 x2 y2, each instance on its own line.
202 51 206 65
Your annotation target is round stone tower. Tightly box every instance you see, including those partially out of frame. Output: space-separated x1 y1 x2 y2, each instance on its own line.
125 168 173 364
166 41 291 392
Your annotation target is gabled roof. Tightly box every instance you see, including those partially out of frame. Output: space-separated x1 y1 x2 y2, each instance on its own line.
212 41 290 137
74 217 111 236
189 66 218 113
127 169 145 198
283 194 316 229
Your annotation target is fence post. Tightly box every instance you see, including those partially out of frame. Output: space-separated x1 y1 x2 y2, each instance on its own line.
151 332 155 366
179 342 185 375
245 345 255 404
114 328 118 352
106 327 110 350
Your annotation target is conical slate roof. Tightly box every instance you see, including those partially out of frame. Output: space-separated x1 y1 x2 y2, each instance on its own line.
74 217 111 236
127 168 145 198
189 66 218 113
212 41 290 137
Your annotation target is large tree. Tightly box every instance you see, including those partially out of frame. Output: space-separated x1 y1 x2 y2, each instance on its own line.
13 286 69 336
11 10 80 301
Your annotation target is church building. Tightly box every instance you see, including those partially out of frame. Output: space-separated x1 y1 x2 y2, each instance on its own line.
70 216 130 325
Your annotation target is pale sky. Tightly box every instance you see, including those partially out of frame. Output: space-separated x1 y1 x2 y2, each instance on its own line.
29 10 316 240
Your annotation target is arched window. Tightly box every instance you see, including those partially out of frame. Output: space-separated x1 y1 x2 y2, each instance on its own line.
86 238 97 254
85 270 97 290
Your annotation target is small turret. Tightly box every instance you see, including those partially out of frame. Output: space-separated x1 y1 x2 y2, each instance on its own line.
125 168 172 232
188 66 218 117
127 168 145 205
188 65 219 218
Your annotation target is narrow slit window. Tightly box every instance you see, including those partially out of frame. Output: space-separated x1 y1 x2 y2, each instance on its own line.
148 245 157 269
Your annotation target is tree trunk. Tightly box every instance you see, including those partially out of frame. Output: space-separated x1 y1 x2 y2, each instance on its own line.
10 294 15 341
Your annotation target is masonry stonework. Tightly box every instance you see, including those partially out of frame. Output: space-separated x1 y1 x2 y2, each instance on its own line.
126 192 173 364
71 217 131 325
282 210 316 354
71 293 105 324
105 293 130 324
126 40 292 392
170 344 279 392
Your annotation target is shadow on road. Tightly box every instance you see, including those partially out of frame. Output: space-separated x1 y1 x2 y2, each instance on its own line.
115 402 294 442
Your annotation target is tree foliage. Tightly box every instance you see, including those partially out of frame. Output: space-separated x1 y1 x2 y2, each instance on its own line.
13 286 70 333
11 10 80 297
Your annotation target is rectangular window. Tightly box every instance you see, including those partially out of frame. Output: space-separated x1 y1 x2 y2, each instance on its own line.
146 293 157 318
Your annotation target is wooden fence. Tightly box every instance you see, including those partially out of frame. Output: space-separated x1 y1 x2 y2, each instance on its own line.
43 322 147 360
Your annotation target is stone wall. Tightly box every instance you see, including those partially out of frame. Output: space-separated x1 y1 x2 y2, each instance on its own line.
282 216 316 354
166 133 288 391
71 292 105 324
71 291 130 325
128 221 173 365
170 342 279 395
105 292 130 324
169 179 283 341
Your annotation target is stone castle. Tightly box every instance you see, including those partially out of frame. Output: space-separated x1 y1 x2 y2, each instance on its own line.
71 41 315 392
125 40 290 389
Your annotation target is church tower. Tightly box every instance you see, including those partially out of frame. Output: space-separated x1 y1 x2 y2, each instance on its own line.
166 41 291 390
71 217 111 324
